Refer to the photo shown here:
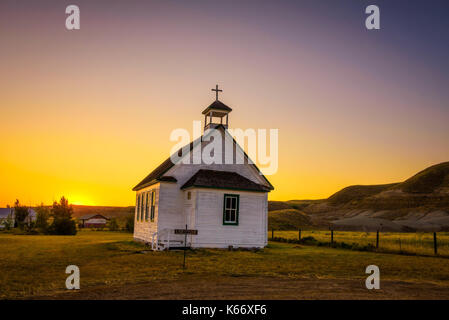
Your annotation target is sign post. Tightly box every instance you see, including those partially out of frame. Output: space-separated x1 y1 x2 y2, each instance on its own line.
174 226 198 269
183 224 187 268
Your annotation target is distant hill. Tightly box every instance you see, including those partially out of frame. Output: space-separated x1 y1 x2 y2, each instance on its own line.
269 161 449 232
268 209 313 230
71 205 134 219
327 183 398 206
396 161 449 193
324 162 449 207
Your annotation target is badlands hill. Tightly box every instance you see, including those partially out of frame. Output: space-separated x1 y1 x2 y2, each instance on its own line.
277 162 449 232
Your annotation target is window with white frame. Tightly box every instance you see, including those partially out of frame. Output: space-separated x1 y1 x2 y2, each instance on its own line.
223 194 239 225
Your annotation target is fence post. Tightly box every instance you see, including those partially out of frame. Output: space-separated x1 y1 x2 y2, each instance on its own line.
434 232 438 255
272 228 274 240
331 229 334 244
376 230 379 249
298 229 301 241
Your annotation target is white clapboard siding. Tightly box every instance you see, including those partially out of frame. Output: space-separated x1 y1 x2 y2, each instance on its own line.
191 190 266 248
157 182 189 243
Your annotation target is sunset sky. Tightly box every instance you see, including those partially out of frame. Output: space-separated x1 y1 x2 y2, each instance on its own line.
1 0 449 207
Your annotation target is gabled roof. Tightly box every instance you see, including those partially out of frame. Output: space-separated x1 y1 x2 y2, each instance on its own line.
78 214 110 220
202 100 232 115
132 125 274 191
132 138 202 191
181 169 271 192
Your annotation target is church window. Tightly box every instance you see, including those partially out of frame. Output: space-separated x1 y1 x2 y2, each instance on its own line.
223 194 239 225
140 192 145 221
150 190 156 222
135 194 140 221
145 192 150 221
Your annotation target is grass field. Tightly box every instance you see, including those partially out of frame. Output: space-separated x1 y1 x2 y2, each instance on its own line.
1 231 449 299
271 230 449 257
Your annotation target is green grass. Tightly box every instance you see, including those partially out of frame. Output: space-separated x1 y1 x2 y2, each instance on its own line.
271 230 449 257
1 230 449 299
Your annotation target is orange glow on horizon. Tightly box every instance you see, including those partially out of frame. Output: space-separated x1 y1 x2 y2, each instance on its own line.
1 1 449 207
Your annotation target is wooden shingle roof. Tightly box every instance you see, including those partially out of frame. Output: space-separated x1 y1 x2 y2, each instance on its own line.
202 100 232 115
181 169 271 192
78 214 110 220
132 125 274 191
131 137 202 191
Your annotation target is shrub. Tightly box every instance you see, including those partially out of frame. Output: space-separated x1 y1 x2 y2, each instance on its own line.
125 214 134 233
35 204 50 233
48 197 77 235
48 218 77 235
13 199 29 229
108 218 119 231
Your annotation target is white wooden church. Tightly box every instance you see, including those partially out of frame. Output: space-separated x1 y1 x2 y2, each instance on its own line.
132 86 273 250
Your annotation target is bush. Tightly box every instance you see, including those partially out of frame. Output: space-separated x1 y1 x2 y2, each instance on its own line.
35 204 50 233
13 200 29 229
125 214 134 233
108 218 119 231
48 197 77 235
48 218 77 235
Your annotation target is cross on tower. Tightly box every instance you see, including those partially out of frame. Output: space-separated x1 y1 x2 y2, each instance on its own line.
211 84 222 101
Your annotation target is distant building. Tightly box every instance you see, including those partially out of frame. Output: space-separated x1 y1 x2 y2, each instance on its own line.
0 208 37 228
78 214 110 228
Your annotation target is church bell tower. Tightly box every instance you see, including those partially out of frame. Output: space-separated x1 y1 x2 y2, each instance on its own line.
202 84 232 130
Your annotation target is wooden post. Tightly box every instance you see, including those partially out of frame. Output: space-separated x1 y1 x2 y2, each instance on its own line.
398 238 402 253
331 229 334 244
298 229 301 241
434 232 438 255
376 230 379 249
271 228 274 240
183 224 187 269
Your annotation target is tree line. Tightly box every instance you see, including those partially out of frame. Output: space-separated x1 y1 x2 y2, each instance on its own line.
2 197 77 235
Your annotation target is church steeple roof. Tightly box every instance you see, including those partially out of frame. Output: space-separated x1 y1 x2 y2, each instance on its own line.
201 100 232 115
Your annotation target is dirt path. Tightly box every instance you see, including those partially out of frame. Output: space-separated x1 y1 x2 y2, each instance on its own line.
33 275 449 300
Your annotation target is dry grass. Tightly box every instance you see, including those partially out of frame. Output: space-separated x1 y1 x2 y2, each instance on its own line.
272 230 449 257
1 231 449 299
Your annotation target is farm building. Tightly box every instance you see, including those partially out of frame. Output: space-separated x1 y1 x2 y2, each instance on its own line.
0 208 37 228
132 90 273 250
78 214 110 228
